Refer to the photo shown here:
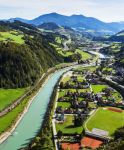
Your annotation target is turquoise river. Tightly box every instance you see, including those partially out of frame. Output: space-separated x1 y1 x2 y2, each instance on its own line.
0 67 72 150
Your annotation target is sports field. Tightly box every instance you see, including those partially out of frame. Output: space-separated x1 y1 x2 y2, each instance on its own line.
81 136 103 149
86 107 124 136
62 143 80 150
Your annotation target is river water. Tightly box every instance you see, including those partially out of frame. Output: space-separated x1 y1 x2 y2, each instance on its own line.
89 51 109 59
0 67 71 150
0 51 106 150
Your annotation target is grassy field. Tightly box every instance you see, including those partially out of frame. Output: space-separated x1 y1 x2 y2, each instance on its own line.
112 92 122 102
62 75 85 83
49 43 73 57
91 85 122 102
76 49 92 60
56 115 83 134
58 48 92 59
62 76 71 83
50 43 93 60
73 66 97 72
103 67 113 72
86 107 124 136
58 50 73 57
0 97 28 134
91 85 107 93
77 75 85 82
59 90 67 98
0 88 26 111
57 102 71 109
55 63 72 69
59 89 76 98
0 31 24 44
55 36 62 44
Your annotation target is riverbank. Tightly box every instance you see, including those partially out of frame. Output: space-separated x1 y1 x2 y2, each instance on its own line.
0 52 99 148
52 71 71 150
0 63 75 145
0 72 52 144
27 70 67 150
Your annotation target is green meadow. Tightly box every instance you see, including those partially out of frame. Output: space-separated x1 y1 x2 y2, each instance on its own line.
0 88 26 111
0 31 24 44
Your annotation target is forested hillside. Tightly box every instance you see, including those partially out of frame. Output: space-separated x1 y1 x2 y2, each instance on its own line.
108 30 124 42
0 21 63 88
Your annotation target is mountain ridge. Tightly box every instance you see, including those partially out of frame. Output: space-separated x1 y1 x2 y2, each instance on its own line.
5 13 124 34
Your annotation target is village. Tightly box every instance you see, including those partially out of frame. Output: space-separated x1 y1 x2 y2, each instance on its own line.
52 63 124 150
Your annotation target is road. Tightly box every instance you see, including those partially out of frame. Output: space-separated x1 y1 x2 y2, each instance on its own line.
106 76 124 89
52 63 96 150
63 37 71 51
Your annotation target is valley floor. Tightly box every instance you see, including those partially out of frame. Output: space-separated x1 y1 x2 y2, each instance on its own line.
52 64 124 150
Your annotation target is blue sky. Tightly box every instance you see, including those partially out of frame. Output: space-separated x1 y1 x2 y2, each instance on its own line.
0 0 124 22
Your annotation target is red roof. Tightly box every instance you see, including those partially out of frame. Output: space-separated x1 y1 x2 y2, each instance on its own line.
62 143 80 150
81 136 103 149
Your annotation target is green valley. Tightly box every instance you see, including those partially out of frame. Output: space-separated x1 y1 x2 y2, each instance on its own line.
0 7 124 150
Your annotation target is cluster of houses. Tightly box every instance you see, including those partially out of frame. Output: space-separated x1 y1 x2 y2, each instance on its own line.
60 76 90 89
54 70 124 150
57 70 124 115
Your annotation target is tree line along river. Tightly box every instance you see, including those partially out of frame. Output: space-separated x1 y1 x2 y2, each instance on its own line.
0 52 105 150
0 67 73 150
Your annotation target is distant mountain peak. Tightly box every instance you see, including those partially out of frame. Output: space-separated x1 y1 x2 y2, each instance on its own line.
37 12 66 18
70 14 85 17
5 13 124 34
49 12 60 15
8 17 29 23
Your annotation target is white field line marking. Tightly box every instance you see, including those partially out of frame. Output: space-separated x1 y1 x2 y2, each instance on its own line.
84 108 99 131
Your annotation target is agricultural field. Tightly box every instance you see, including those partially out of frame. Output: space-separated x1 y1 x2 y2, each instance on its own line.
76 49 92 60
86 107 124 136
49 43 73 57
0 31 24 44
58 49 92 59
49 43 93 60
0 88 27 111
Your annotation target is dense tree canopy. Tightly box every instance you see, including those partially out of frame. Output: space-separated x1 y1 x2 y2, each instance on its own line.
0 21 64 88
